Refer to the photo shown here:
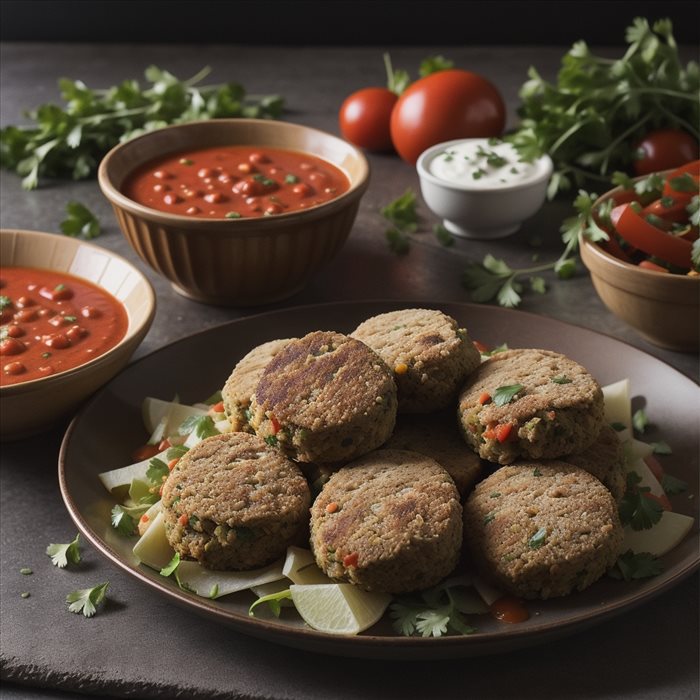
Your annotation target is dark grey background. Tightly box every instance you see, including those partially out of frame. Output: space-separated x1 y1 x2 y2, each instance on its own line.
1 0 699 45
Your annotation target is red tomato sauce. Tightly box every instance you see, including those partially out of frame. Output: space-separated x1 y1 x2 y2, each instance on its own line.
121 146 351 219
489 596 529 624
0 267 128 386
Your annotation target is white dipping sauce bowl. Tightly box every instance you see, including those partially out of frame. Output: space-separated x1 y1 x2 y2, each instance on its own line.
416 138 553 239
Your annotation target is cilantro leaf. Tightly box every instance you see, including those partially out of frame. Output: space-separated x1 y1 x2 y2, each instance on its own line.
609 550 663 581
203 390 223 405
146 457 170 486
434 223 454 247
60 201 100 239
507 19 699 198
551 375 572 384
661 473 687 495
389 580 479 638
110 505 137 536
66 582 109 618
0 66 284 189
178 415 218 439
649 441 672 455
618 471 664 530
380 189 419 234
46 534 81 568
493 384 524 406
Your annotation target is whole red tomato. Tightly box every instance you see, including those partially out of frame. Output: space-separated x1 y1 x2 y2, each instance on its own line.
390 69 506 164
633 129 699 176
339 87 398 152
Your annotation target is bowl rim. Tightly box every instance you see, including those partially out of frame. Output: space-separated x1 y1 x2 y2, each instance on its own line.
97 118 370 228
415 137 553 193
0 228 156 397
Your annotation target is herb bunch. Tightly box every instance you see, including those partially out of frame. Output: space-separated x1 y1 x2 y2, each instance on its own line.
0 65 284 190
506 17 699 198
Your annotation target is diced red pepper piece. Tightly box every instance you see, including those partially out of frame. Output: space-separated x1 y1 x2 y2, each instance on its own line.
342 552 359 568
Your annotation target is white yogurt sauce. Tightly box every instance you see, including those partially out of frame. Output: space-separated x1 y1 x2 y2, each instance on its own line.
428 138 545 188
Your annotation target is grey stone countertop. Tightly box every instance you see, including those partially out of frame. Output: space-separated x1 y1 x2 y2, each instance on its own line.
1 43 698 700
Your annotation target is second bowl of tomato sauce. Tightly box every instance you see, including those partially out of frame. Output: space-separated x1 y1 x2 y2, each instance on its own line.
98 119 370 306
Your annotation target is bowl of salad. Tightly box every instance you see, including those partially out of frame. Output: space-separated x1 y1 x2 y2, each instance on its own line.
579 161 699 352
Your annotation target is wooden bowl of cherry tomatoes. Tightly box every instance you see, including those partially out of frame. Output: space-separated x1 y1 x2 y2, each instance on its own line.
579 161 699 352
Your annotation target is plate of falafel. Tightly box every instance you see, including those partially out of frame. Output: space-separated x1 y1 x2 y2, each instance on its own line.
59 301 700 659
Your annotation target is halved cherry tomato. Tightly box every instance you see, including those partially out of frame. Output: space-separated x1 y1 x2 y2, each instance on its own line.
610 203 692 269
644 455 665 481
633 130 699 176
600 234 633 263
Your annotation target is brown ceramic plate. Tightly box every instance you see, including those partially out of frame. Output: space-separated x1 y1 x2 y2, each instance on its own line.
58 301 700 660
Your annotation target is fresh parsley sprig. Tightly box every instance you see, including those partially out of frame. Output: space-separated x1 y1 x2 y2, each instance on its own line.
389 577 482 638
506 18 699 198
60 201 100 239
609 550 663 582
0 65 284 190
619 471 664 530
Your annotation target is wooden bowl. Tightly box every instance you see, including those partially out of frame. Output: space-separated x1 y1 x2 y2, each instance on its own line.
579 183 699 352
0 229 155 440
98 119 370 306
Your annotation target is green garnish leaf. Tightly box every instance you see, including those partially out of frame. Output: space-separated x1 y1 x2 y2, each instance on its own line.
529 276 546 294
146 457 170 485
20 567 33 575
661 473 687 495
203 390 223 405
46 534 81 568
0 66 284 189
610 422 627 432
264 435 278 447
434 223 454 247
381 189 419 234
528 527 547 549
167 444 189 460
505 19 699 199
60 201 101 239
633 408 650 434
649 440 672 455
389 578 478 638
248 588 292 617
609 550 663 581
66 582 109 618
0 295 12 311
386 227 411 255
551 375 572 384
418 55 454 77
110 505 137 536
160 553 181 577
618 471 663 530
667 173 698 193
493 384 524 406
178 414 218 439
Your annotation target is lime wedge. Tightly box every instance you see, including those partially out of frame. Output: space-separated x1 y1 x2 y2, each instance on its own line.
290 583 391 635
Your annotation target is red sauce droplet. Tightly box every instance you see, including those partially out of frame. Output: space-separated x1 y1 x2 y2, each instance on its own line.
490 596 529 624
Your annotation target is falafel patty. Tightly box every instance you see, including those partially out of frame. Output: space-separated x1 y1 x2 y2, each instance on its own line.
351 308 480 413
221 338 295 432
385 411 482 498
249 330 397 463
458 348 604 464
561 423 627 502
161 432 310 571
310 449 463 594
463 462 623 599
